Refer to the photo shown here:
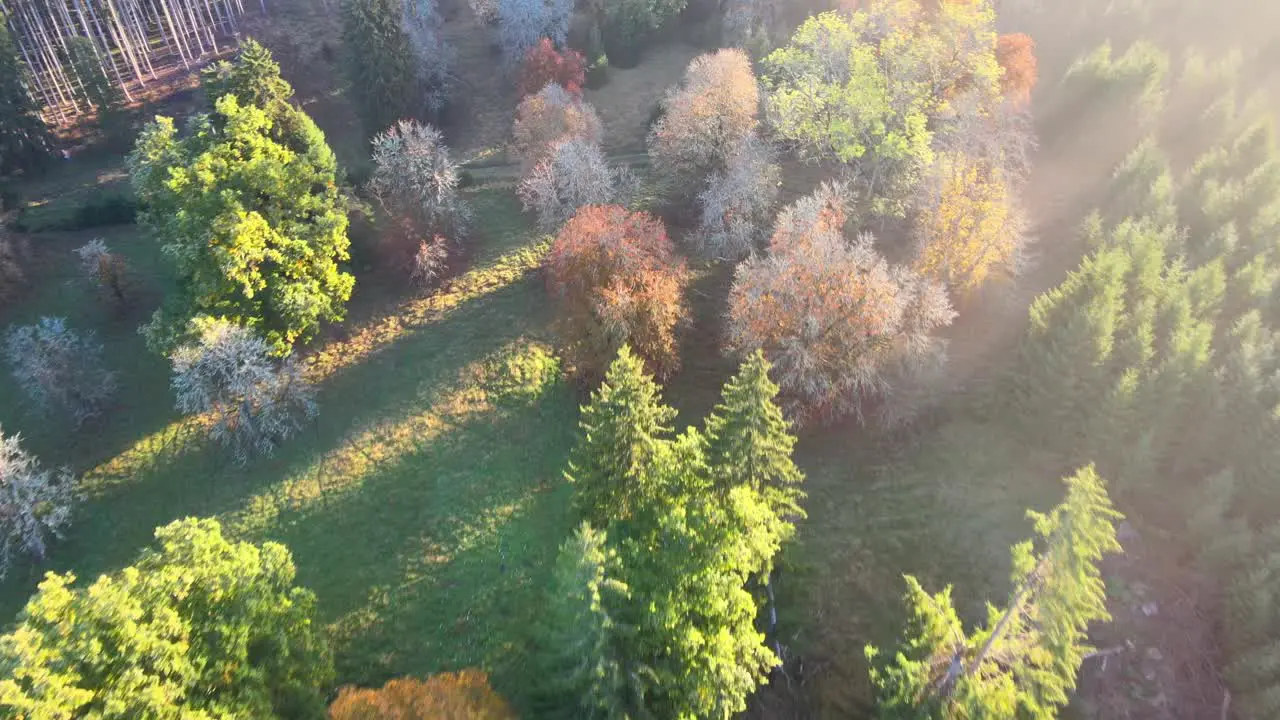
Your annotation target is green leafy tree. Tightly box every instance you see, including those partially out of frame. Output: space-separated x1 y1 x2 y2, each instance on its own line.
703 350 805 529
0 518 334 719
867 466 1123 719
565 345 677 528
129 93 353 356
0 19 50 175
342 0 419 136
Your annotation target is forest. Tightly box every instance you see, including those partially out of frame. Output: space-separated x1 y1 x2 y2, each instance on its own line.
1 0 1279 717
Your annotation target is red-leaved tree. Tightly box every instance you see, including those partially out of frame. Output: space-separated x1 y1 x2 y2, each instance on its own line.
518 38 586 97
997 33 1038 106
547 205 689 381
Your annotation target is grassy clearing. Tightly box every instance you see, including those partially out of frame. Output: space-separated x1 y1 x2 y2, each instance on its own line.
0 188 581 707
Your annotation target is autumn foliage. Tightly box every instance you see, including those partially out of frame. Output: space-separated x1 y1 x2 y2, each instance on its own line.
328 671 516 719
997 33 1038 105
518 38 586 97
648 49 760 192
727 185 955 425
512 83 604 172
914 152 1026 290
547 205 689 381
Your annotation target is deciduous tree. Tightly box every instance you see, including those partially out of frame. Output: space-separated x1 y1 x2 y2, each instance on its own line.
0 518 334 719
4 317 116 425
996 33 1038 106
73 238 130 306
512 83 603 172
518 137 634 231
546 205 689 381
694 134 780 260
370 119 470 238
329 671 516 719
129 94 353 356
518 38 586 96
170 318 318 464
0 428 74 580
497 0 574 67
727 185 955 425
403 0 456 116
648 49 759 195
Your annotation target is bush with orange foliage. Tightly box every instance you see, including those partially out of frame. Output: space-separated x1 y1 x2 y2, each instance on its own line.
727 184 955 425
511 83 603 173
328 671 516 719
518 38 586 97
546 205 689 381
648 49 759 193
997 33 1038 105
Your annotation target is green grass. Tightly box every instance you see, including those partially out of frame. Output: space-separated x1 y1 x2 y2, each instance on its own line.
0 188 581 707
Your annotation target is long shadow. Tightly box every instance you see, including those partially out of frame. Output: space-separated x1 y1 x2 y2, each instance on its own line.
263 358 580 708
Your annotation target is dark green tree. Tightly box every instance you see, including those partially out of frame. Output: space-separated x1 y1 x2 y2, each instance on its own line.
64 37 130 148
703 349 805 528
0 19 50 176
867 466 1123 719
0 518 333 718
128 93 353 356
342 0 419 136
565 345 678 527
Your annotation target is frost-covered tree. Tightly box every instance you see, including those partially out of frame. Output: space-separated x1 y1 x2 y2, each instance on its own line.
518 137 635 231
648 49 759 196
0 428 75 580
497 0 574 68
170 319 317 464
726 184 955 425
512 83 604 172
4 317 117 425
370 120 470 238
403 0 456 116
73 238 130 305
694 134 780 261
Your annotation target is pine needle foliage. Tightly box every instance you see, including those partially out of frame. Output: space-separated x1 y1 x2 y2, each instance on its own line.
342 0 420 136
867 466 1123 719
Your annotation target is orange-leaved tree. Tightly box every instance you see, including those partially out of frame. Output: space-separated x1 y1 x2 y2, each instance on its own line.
512 83 603 173
727 184 955 425
518 38 586 97
328 671 516 719
996 33 1038 106
547 205 689 382
913 151 1026 290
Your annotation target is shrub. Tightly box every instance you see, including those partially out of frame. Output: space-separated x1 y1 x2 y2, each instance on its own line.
726 184 955 425
73 238 131 305
170 318 318 464
518 137 635 231
410 235 450 290
546 205 689 381
0 518 334 719
497 0 574 67
511 83 603 171
4 317 117 426
0 428 75 579
518 37 586 96
648 49 759 195
694 134 780 260
329 672 517 719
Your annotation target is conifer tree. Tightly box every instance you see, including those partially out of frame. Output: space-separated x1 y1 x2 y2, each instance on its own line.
868 466 1122 719
64 37 129 148
703 350 805 527
564 346 677 527
342 0 419 136
540 522 644 718
202 39 295 115
0 19 49 176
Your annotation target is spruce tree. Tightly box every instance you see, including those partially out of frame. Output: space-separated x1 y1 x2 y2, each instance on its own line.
202 39 295 115
0 19 50 176
703 350 805 527
540 522 645 719
565 346 677 527
868 466 1123 719
342 0 419 136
